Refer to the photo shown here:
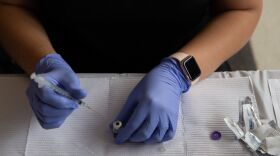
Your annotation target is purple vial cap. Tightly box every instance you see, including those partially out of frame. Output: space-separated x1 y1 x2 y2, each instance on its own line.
211 131 221 140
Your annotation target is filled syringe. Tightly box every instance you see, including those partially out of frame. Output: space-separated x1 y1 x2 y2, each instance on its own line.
30 73 91 109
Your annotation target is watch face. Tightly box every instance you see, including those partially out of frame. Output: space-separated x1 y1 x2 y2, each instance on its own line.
183 56 201 81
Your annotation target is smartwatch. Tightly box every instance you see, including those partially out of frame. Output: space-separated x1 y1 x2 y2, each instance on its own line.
170 52 201 85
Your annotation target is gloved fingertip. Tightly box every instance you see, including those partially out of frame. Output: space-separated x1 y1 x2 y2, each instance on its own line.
72 103 79 109
79 89 87 98
108 123 113 131
115 137 124 144
59 100 78 109
115 133 127 144
72 89 87 99
144 140 154 144
41 123 59 130
41 120 64 129
162 130 175 142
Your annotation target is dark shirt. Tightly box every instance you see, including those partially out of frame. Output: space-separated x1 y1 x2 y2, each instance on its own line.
38 0 212 73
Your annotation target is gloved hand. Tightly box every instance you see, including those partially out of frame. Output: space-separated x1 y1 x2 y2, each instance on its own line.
26 53 87 129
111 57 190 144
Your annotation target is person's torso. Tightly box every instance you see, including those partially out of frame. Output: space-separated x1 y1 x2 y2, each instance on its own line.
38 0 212 72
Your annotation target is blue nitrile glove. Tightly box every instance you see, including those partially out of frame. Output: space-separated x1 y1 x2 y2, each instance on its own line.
111 57 190 144
26 53 87 129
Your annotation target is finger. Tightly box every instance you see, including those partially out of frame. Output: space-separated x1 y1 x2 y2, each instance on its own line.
116 93 138 121
162 129 175 142
115 104 148 144
36 110 69 125
38 114 71 126
110 94 138 129
40 119 66 129
27 87 45 126
26 85 45 124
27 81 70 129
27 94 65 129
26 82 37 105
36 86 79 109
129 114 159 142
162 118 176 142
144 115 169 143
35 95 74 123
49 74 87 99
143 127 160 144
37 102 75 117
65 85 87 99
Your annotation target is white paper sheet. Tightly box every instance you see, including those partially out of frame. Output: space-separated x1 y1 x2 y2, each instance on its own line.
268 79 280 126
26 76 186 156
182 77 255 155
0 77 31 155
25 76 256 156
25 78 110 156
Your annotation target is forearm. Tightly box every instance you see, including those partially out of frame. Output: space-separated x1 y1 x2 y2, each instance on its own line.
0 3 54 74
179 3 262 80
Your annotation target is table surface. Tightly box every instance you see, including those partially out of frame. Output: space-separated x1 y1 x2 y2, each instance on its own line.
0 70 280 155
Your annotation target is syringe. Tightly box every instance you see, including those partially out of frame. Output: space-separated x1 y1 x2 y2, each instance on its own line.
30 73 87 107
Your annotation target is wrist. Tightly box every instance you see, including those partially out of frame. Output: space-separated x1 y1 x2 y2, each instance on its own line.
160 57 191 93
35 53 71 74
20 51 56 75
170 52 201 86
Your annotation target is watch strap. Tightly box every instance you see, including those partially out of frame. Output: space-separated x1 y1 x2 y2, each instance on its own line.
170 52 190 61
